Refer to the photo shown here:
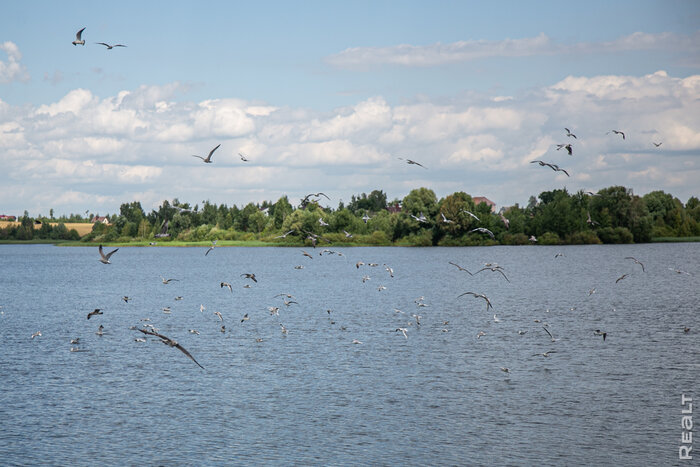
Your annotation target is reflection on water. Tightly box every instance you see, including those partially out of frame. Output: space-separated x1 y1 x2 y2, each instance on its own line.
0 243 698 465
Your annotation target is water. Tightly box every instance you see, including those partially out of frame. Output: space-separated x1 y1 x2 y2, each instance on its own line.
0 243 698 466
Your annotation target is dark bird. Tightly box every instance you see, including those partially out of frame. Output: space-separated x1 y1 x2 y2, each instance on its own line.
556 143 573 155
457 291 493 311
96 42 126 49
475 266 510 282
542 326 558 342
652 142 662 147
87 308 103 319
220 282 232 292
398 157 427 168
608 130 626 140
98 245 119 264
594 329 607 341
72 27 86 46
530 160 569 176
122 296 131 303
205 240 217 256
624 256 645 272
300 192 330 208
615 273 629 283
301 250 313 259
565 128 577 139
238 152 249 162
192 144 220 163
241 273 257 283
136 328 204 369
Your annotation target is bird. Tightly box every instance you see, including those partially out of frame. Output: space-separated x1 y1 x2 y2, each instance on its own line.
220 282 232 292
586 211 599 226
174 296 183 301
533 351 557 357
283 299 298 307
615 273 629 283
192 144 221 163
530 160 569 176
241 273 257 283
240 313 249 322
95 42 126 49
554 252 564 258
624 256 645 272
556 143 573 155
384 264 394 277
457 291 493 311
542 326 558 342
31 331 42 339
377 285 386 291
205 240 217 256
273 293 296 300
683 327 690 334
161 277 179 284
652 142 662 147
440 212 454 224
352 339 363 345
275 230 295 239
499 212 510 229
500 367 510 373
493 314 501 323
136 328 204 369
213 311 223 322
565 128 577 139
96 325 104 336
448 261 473 275
162 307 171 314
398 157 427 168
70 338 80 344
87 308 103 320
475 265 510 282
72 27 86 46
361 214 371 224
200 304 206 313
122 296 131 303
594 330 607 341
608 130 626 140
462 210 480 221
268 306 280 316
529 235 538 243
588 288 596 296
188 329 200 335
318 217 329 227
668 267 691 275
98 245 119 264
395 328 408 339
238 152 249 162
410 213 428 223
301 250 313 259
343 230 353 238
477 331 486 339
469 227 495 239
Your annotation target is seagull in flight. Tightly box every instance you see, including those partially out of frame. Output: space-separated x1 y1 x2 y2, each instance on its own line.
448 261 473 275
96 42 126 49
161 277 179 284
220 282 232 292
608 130 626 140
556 143 573 156
395 328 408 339
542 326 558 342
31 331 42 339
594 329 607 341
652 142 662 147
72 27 86 46
440 213 454 224
615 273 629 283
204 240 217 256
192 144 220 163
136 328 204 369
565 128 577 139
275 230 295 239
624 256 645 272
475 266 510 282
457 291 493 311
87 308 103 320
533 350 557 357
98 245 118 264
469 227 495 239
398 157 427 169
530 160 569 177
241 273 257 283
238 152 249 162
462 209 480 221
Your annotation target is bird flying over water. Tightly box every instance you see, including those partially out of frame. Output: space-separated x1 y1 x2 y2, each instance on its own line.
205 240 217 256
241 273 257 283
615 273 629 283
72 27 86 46
192 144 220 163
624 256 645 272
475 266 510 282
98 245 118 264
469 227 495 240
448 262 473 275
96 42 126 49
161 277 179 284
87 308 103 319
457 291 493 311
136 328 204 369
220 282 232 292
594 329 607 341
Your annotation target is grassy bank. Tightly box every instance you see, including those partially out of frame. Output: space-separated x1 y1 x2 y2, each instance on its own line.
651 236 700 243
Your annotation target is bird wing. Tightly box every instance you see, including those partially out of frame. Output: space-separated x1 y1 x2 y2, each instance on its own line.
105 247 118 259
96 42 111 47
76 28 85 40
192 155 206 160
206 144 221 161
113 44 127 47
542 326 554 340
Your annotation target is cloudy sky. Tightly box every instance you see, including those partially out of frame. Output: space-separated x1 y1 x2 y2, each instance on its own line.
1 1 698 217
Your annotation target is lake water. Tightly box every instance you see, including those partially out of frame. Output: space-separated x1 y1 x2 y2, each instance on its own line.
0 243 698 466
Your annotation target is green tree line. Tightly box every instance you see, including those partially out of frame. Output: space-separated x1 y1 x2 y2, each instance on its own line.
2 187 699 245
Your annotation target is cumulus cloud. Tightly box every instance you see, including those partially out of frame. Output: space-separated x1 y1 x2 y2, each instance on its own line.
0 41 29 83
0 71 698 215
326 31 700 69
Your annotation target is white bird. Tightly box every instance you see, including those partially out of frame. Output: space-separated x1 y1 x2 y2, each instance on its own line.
565 128 577 139
192 144 220 163
319 218 329 227
213 311 223 322
31 331 42 339
440 212 454 224
72 27 86 46
624 256 645 272
161 277 179 284
98 245 119 264
395 328 408 339
462 210 480 221
469 227 495 240
397 157 427 168
493 314 501 323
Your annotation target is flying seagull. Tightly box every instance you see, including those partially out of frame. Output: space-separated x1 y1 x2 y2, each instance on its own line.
205 240 217 256
95 42 126 49
448 261 473 275
192 144 221 163
161 277 179 284
556 143 573 155
475 266 510 282
98 245 118 264
469 227 495 240
594 329 607 341
395 328 408 339
220 282 232 292
608 130 626 140
542 326 558 342
238 152 249 162
72 27 86 46
462 209 480 221
615 273 629 283
565 128 577 139
275 230 295 239
398 157 427 169
241 273 257 283
624 256 645 272
87 308 103 320
652 142 662 147
457 291 493 311
136 328 204 369
530 160 570 177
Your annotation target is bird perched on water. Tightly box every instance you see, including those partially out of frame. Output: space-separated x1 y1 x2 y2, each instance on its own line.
457 291 493 311
95 42 126 49
87 308 103 320
98 245 118 264
192 144 220 163
556 143 573 155
624 256 645 272
136 328 204 369
72 27 86 46
565 128 577 139
397 157 427 168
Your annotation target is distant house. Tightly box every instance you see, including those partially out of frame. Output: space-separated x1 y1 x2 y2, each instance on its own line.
387 203 402 214
472 196 496 212
0 214 17 221
90 216 110 225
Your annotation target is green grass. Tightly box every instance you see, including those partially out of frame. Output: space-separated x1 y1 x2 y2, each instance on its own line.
651 236 700 243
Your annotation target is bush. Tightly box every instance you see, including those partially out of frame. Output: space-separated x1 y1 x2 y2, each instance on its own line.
597 226 634 244
565 230 601 244
501 233 530 245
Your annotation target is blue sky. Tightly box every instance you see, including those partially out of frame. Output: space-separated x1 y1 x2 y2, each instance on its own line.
1 1 699 216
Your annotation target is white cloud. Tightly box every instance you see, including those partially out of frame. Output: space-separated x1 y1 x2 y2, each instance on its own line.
0 41 29 83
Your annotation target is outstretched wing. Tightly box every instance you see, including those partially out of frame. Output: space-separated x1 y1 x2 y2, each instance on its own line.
76 27 85 40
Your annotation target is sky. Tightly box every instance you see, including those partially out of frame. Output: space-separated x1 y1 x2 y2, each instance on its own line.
1 0 699 217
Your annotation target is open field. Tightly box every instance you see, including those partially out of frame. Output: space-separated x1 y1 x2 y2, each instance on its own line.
0 221 94 236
